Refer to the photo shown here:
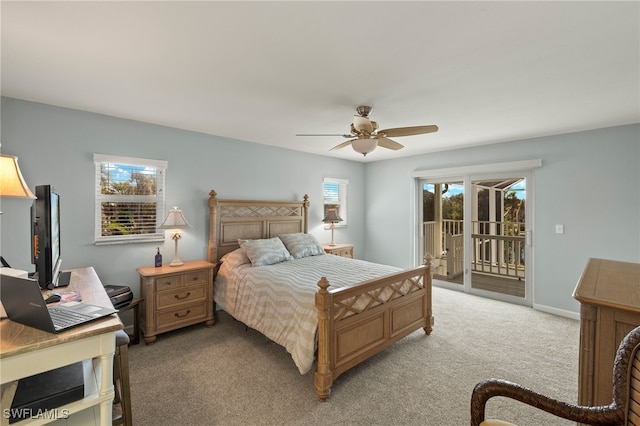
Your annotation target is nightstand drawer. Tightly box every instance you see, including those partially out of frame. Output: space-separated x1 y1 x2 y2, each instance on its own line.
156 284 206 309
156 275 184 291
335 248 353 258
184 270 209 286
323 243 354 258
156 302 207 329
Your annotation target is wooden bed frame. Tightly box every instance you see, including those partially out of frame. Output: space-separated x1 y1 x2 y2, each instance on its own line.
207 190 433 400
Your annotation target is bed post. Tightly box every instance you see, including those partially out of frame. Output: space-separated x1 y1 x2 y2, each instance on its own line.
302 194 309 234
423 253 434 335
314 276 332 401
208 190 218 263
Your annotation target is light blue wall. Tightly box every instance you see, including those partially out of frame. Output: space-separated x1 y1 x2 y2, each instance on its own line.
0 98 365 294
364 124 640 313
2 97 639 315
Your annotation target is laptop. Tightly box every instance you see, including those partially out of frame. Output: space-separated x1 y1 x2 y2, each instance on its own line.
0 274 117 333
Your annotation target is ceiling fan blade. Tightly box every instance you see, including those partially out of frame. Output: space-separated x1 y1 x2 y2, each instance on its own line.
377 136 404 151
297 133 353 138
378 125 439 137
330 139 357 151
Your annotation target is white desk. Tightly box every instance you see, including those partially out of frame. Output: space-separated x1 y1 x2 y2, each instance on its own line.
0 267 123 425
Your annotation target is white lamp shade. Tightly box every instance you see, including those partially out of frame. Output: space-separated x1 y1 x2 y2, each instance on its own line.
160 207 191 229
0 154 35 198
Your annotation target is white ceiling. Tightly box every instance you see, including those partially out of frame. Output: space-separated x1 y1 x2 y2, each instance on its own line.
2 1 639 162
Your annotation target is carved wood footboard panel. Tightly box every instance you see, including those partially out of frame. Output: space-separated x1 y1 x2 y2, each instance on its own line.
314 260 433 400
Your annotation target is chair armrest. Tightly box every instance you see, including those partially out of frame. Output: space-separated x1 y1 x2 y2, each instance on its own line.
470 379 623 426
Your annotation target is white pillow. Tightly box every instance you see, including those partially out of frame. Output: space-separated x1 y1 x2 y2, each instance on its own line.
220 248 251 269
278 233 325 259
239 237 292 266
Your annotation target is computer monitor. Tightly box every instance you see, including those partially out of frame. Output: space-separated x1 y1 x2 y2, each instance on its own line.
31 184 63 289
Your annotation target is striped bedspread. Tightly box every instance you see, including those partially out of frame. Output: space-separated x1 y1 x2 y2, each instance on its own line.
214 253 402 374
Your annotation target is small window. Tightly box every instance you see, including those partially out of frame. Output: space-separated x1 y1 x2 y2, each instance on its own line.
323 177 348 227
94 154 167 244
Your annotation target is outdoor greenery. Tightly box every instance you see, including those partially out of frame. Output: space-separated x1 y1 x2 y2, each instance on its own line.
423 181 527 270
423 184 525 234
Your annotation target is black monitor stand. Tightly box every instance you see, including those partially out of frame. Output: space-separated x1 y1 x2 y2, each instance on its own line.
55 271 72 287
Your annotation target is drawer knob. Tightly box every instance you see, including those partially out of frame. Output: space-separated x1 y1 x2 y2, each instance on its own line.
174 292 191 300
175 310 191 318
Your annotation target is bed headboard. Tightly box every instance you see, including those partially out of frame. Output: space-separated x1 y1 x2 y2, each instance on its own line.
207 190 309 263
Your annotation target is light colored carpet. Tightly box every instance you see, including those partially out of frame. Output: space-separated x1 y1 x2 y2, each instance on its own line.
128 286 580 425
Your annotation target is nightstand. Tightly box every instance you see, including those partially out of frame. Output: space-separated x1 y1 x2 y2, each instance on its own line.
137 260 215 345
323 243 354 258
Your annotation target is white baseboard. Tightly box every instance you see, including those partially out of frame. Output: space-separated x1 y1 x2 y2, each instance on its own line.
433 279 581 320
532 303 580 320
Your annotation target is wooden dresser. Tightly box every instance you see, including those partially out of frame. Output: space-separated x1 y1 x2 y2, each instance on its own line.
573 258 640 406
323 243 354 258
137 260 215 345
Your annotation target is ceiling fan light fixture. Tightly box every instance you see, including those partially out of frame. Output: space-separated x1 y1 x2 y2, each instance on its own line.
352 138 377 156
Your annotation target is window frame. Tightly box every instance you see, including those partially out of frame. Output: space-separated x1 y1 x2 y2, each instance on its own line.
323 177 348 228
94 153 167 245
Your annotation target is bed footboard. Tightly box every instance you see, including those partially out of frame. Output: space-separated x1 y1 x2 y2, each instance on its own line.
314 258 433 401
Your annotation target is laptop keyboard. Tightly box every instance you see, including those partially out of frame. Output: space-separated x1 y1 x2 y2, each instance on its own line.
48 306 94 328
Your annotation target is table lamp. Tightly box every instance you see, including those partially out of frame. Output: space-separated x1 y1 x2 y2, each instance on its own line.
160 207 191 266
0 153 35 317
0 153 35 265
322 208 342 246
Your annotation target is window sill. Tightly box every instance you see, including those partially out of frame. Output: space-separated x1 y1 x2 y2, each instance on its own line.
94 236 165 246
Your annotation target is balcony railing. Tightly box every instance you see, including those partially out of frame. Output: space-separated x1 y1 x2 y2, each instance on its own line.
423 220 525 280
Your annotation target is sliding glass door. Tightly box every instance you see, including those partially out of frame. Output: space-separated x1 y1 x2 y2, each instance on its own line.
418 169 533 306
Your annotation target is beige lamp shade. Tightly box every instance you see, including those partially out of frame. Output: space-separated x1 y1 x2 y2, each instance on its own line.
322 208 343 224
0 154 35 198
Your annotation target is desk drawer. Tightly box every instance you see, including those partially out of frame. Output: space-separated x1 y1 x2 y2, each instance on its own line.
156 284 206 309
156 302 207 329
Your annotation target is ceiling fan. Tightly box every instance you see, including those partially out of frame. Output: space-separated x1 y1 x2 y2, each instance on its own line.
296 106 438 156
